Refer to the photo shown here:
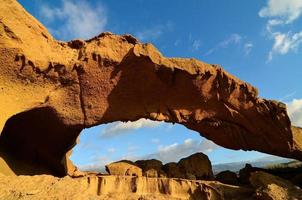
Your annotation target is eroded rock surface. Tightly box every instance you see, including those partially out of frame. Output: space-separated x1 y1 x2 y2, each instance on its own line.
0 173 255 200
163 162 183 178
178 153 214 180
215 170 239 185
106 153 213 180
250 171 302 200
0 0 302 177
135 159 166 178
105 160 142 177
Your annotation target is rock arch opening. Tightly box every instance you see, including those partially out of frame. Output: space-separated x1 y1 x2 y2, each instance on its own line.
0 108 299 178
0 107 82 177
70 119 287 177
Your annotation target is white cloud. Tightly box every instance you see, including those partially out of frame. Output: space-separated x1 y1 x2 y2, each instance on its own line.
101 119 162 138
142 138 220 163
205 33 242 56
260 0 302 61
40 0 107 40
287 99 302 127
244 42 253 55
266 19 284 32
135 22 174 42
268 31 302 61
259 0 302 24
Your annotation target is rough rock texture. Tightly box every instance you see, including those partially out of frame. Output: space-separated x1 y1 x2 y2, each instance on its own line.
239 164 269 185
250 171 302 200
0 173 256 200
1 0 302 177
178 153 214 180
291 174 302 188
105 160 142 177
135 159 166 178
163 162 183 179
215 170 239 186
108 153 213 180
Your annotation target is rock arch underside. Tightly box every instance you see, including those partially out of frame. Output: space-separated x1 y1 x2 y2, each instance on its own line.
1 0 302 196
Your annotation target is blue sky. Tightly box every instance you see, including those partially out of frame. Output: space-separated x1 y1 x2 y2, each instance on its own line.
18 0 302 170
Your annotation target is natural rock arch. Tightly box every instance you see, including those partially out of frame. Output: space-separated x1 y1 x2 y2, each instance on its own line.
0 0 302 177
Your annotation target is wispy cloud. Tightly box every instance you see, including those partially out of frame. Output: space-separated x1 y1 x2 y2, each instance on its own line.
40 0 107 40
174 39 181 46
79 155 113 173
204 33 242 56
259 0 302 61
279 91 297 102
287 98 302 127
141 138 220 163
135 22 174 42
244 42 254 55
100 119 162 138
192 40 202 51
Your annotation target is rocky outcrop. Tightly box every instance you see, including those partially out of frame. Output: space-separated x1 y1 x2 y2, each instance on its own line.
239 164 268 184
238 161 302 188
105 160 142 177
163 162 183 178
178 153 214 180
215 170 239 185
250 171 302 200
0 173 256 200
0 0 302 177
105 153 213 180
135 159 166 178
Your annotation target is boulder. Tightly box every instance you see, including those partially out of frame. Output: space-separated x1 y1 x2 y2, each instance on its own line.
105 160 142 176
239 164 267 184
215 170 239 185
162 162 184 179
135 159 166 177
250 171 302 200
178 153 214 180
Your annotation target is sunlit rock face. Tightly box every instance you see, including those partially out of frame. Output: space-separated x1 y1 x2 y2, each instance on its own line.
0 0 302 178
0 173 253 200
105 153 214 180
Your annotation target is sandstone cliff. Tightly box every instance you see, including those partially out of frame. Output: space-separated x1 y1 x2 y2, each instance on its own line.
0 173 255 200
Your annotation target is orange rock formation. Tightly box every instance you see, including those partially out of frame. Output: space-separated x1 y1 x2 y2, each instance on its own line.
0 0 302 177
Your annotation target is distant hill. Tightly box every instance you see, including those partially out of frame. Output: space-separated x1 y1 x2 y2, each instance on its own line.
212 156 293 174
